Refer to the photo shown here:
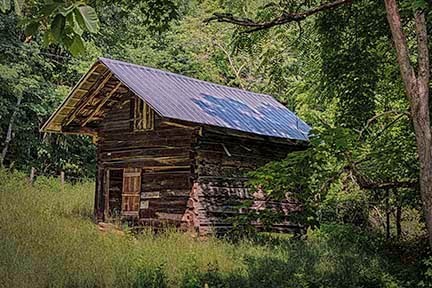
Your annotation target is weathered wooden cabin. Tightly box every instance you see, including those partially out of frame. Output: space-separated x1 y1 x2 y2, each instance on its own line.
42 58 311 235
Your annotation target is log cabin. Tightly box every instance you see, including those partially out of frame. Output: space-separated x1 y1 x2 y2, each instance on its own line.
41 58 311 235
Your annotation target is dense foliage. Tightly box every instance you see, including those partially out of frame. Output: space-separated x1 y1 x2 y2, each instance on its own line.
1 0 431 285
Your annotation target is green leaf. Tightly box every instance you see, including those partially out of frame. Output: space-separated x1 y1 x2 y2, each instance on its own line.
24 21 40 36
42 31 53 47
58 3 76 16
40 3 58 17
0 0 11 13
68 35 85 56
66 11 83 36
75 5 99 34
51 14 65 41
13 0 23 15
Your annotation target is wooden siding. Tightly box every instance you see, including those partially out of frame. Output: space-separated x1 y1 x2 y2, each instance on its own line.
96 93 198 227
94 92 304 235
187 128 302 235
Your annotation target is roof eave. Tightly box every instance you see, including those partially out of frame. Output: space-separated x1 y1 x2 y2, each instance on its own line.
162 117 309 146
40 61 105 133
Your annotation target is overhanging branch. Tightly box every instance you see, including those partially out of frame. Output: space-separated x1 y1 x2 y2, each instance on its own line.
205 0 353 33
357 110 410 140
320 160 418 194
360 180 418 190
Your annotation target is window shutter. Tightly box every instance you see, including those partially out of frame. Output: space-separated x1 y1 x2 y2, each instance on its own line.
122 168 141 216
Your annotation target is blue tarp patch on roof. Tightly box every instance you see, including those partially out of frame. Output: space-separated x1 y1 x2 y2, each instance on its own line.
100 57 311 141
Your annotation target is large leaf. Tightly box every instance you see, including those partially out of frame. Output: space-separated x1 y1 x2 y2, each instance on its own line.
66 11 83 36
41 30 54 47
68 35 85 56
0 0 24 14
51 14 65 41
75 5 99 34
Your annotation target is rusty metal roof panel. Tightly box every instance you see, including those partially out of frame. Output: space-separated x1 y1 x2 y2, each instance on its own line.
99 57 311 141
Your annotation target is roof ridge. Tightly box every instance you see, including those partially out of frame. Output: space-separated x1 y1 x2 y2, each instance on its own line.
99 57 274 101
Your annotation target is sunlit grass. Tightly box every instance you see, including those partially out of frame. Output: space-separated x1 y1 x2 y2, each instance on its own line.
0 170 250 287
0 169 417 288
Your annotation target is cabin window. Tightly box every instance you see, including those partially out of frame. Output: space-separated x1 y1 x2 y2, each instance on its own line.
121 168 141 216
133 97 154 131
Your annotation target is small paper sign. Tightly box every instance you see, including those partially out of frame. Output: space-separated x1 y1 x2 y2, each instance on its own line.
140 200 149 209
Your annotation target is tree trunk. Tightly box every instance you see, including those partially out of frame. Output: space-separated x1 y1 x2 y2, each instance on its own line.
396 206 402 240
1 96 22 167
384 0 432 246
412 93 432 247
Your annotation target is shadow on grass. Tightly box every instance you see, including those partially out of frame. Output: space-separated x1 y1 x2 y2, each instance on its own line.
177 225 428 288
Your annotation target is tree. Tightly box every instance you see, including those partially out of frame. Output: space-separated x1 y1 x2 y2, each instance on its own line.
0 12 96 177
0 0 100 56
208 0 432 246
383 0 432 247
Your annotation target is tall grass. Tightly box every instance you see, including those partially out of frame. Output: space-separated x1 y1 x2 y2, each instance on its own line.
0 169 422 287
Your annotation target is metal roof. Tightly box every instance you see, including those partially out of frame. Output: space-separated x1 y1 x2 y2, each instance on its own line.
99 58 310 141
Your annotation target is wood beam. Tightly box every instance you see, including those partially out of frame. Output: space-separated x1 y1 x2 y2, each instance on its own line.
63 71 113 126
162 120 197 130
40 63 104 133
203 126 305 146
61 126 97 136
80 82 122 127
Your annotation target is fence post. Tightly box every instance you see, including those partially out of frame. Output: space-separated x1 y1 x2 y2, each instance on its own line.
385 188 391 240
29 167 36 185
60 171 65 190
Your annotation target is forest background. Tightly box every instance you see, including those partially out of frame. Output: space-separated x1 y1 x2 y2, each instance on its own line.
1 1 432 287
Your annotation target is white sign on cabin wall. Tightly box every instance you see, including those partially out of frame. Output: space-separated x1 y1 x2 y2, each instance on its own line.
141 191 160 199
140 200 149 209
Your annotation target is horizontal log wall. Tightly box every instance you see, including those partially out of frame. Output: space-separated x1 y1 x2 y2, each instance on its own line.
97 93 198 227
190 128 303 235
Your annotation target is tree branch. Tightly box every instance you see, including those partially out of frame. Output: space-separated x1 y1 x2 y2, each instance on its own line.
383 0 417 96
319 160 418 194
370 113 408 143
360 180 418 190
349 161 418 190
213 41 247 89
205 0 353 33
358 109 410 140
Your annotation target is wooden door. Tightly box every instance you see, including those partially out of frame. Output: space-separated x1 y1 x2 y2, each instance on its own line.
122 168 141 216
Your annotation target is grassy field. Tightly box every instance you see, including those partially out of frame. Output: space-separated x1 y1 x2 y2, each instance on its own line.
0 169 427 288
